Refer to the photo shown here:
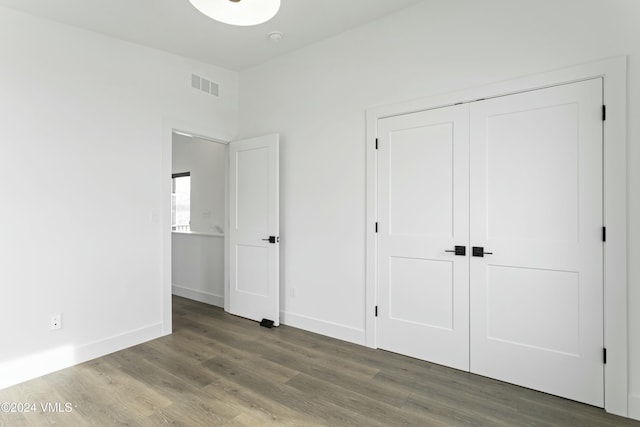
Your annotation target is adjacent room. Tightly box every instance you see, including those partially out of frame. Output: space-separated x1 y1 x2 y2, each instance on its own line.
1 0 639 425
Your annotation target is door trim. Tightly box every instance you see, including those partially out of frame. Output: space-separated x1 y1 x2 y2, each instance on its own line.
365 56 628 416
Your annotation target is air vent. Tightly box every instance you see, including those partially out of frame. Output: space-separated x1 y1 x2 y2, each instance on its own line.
201 78 211 93
191 73 219 97
191 74 200 89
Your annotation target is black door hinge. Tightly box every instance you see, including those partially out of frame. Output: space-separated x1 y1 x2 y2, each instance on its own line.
602 226 606 242
375 138 379 149
375 222 378 233
375 306 378 317
602 105 606 121
603 348 607 364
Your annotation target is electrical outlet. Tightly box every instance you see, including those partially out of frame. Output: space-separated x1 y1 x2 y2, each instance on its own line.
50 314 62 331
290 288 297 298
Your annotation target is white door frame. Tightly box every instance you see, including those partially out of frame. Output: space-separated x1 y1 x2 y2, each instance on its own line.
365 56 628 416
161 119 231 336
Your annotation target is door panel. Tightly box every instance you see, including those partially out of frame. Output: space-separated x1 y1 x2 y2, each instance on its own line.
485 103 579 242
485 265 580 355
388 123 455 237
229 134 279 325
469 79 603 406
236 147 269 230
377 104 470 371
236 245 270 296
389 256 454 330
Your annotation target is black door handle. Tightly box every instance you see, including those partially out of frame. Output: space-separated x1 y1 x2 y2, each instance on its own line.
472 246 493 257
445 245 466 256
262 236 279 244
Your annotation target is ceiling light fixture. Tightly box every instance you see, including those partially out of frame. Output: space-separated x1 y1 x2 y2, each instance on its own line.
189 0 281 26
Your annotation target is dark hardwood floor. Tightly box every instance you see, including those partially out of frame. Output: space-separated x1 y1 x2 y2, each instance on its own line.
1 296 638 426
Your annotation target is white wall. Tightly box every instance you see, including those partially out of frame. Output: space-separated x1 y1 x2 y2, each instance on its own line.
238 0 640 418
172 233 224 307
171 134 226 306
0 7 238 388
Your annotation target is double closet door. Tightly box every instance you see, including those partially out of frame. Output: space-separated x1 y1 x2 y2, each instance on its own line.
376 79 604 406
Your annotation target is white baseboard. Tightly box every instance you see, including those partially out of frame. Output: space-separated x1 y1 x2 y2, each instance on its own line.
0 322 163 390
280 311 366 346
172 284 224 308
629 394 640 421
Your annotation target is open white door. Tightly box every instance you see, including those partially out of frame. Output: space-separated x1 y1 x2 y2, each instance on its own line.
228 134 280 325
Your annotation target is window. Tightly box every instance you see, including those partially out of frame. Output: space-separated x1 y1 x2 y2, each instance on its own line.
172 172 191 231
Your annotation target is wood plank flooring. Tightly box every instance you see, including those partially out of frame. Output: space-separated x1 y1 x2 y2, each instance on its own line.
1 296 638 426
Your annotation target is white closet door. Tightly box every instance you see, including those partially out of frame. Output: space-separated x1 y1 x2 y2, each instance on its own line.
377 105 470 370
228 134 280 325
469 79 604 406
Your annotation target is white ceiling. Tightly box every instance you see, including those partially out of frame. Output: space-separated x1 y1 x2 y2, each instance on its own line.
0 0 423 71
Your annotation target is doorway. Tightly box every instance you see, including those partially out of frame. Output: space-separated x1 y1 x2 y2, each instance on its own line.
162 127 281 331
171 132 227 307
